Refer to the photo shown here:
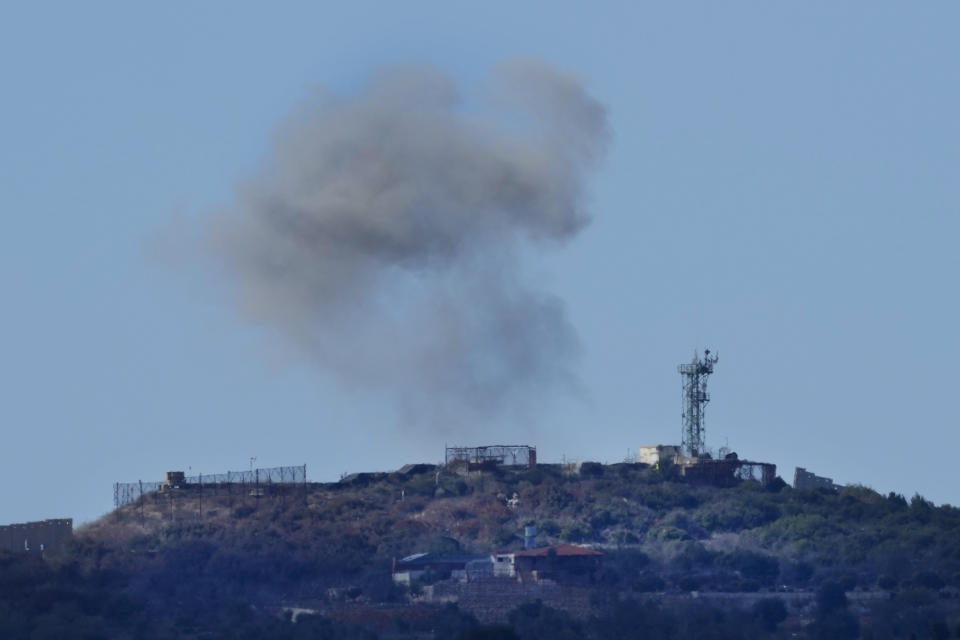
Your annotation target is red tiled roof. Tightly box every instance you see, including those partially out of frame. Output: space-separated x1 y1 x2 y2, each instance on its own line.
511 543 602 558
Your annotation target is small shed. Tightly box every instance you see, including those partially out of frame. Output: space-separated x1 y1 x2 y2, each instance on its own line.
159 471 186 492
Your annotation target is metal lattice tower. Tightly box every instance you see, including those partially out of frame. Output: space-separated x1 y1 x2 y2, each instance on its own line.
678 349 718 458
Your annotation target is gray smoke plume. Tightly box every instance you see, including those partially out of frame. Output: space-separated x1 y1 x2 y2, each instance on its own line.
212 59 608 425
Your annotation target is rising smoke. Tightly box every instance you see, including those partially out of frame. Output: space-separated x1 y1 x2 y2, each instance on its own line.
211 59 608 426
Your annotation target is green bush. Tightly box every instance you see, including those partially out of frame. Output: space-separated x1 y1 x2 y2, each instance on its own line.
717 550 779 586
579 462 604 477
560 523 591 543
539 520 560 536
751 598 787 631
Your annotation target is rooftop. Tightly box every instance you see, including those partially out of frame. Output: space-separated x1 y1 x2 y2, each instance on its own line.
396 553 490 567
509 544 603 558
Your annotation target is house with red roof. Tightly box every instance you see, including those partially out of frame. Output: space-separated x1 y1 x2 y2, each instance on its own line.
492 543 603 583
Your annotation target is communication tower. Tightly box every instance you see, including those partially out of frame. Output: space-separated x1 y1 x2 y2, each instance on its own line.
678 349 718 458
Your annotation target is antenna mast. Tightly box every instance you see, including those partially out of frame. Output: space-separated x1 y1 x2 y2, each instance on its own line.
678 349 718 458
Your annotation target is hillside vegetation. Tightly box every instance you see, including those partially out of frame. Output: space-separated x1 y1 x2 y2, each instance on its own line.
4 462 960 639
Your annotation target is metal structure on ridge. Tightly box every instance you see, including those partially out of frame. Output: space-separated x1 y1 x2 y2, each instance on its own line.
678 349 718 458
445 445 536 469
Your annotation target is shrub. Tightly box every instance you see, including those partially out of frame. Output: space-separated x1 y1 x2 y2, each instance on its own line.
676 575 701 591
457 624 520 640
232 506 255 519
877 574 897 589
614 531 639 544
887 492 908 508
506 600 584 640
579 462 604 477
765 477 788 493
632 572 665 592
492 528 517 548
780 559 814 587
539 520 560 537
751 598 788 632
543 487 574 510
560 523 591 543
652 526 690 543
816 581 848 613
913 571 945 590
718 550 780 586
670 542 715 571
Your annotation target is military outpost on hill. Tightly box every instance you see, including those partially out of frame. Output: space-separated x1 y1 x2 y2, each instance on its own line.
8 350 941 639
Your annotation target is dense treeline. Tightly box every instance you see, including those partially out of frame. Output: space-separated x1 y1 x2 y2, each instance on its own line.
0 553 818 640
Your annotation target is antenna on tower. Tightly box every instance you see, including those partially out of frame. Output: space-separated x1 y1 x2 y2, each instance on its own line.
677 349 718 458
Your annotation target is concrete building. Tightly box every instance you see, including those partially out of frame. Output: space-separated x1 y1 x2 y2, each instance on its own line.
639 445 681 466
794 467 841 491
0 519 73 555
492 544 603 583
392 553 492 585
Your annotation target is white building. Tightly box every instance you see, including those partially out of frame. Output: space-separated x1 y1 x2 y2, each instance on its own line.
639 445 681 466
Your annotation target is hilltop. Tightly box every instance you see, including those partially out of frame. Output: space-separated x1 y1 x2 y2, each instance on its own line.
3 461 960 639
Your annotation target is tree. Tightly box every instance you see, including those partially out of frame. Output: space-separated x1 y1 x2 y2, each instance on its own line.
810 581 859 640
751 598 787 632
433 604 479 640
457 625 520 640
816 581 848 613
506 600 585 640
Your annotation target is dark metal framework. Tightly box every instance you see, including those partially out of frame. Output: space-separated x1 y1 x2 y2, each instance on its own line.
678 349 718 458
113 464 307 508
680 458 777 487
445 445 536 469
734 461 777 485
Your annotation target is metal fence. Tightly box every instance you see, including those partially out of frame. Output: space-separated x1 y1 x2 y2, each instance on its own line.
445 445 536 468
113 464 307 508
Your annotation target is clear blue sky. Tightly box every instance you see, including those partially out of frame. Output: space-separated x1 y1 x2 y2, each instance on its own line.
2 2 958 524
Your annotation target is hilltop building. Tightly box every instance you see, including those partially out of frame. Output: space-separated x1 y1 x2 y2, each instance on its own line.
637 350 778 487
393 544 603 586
445 445 536 471
492 544 603 583
793 467 842 491
639 445 681 467
392 553 493 585
0 519 73 555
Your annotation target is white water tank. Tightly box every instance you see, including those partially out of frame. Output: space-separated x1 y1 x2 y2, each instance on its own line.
524 525 537 549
